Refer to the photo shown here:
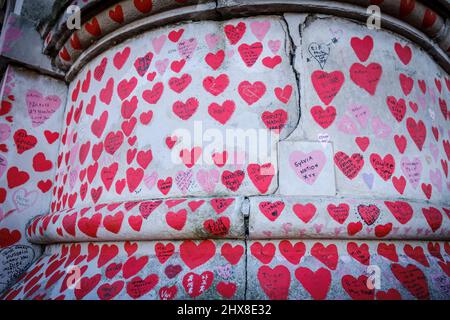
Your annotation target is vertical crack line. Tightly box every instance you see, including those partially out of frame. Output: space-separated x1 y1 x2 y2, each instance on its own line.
280 14 302 141
241 196 250 300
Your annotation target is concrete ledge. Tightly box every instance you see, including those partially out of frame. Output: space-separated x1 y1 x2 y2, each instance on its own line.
247 239 450 300
27 197 246 244
1 240 246 299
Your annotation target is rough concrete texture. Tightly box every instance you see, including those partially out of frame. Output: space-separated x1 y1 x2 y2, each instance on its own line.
249 196 449 240
247 239 450 300
0 66 67 293
53 16 298 211
1 240 246 300
286 14 450 203
27 196 245 243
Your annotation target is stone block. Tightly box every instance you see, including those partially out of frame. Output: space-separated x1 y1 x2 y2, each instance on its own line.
278 140 336 196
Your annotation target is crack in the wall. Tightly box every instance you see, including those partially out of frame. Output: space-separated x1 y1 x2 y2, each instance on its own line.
280 15 302 142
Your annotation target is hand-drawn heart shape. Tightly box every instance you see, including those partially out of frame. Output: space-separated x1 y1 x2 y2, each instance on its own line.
292 203 316 223
357 204 380 225
26 90 61 127
289 150 326 185
279 240 306 264
311 70 345 105
179 240 215 269
257 265 291 300
182 271 213 298
334 151 364 180
370 153 395 181
390 263 429 300
259 201 285 222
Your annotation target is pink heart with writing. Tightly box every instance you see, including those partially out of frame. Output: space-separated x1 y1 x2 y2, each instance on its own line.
26 90 61 127
178 38 197 60
289 150 326 185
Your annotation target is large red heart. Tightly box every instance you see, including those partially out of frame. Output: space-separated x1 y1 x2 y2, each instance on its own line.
238 42 263 67
250 242 275 264
123 256 148 279
311 70 345 105
166 209 187 231
126 274 159 299
238 81 266 105
179 240 215 269
221 243 244 265
341 275 374 300
257 265 291 300
384 201 413 224
203 74 229 96
350 36 373 62
390 263 429 300
406 117 426 151
224 22 246 45
334 151 364 180
259 201 285 222
370 153 395 181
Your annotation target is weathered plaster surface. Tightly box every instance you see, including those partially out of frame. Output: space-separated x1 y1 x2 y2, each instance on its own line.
0 65 67 293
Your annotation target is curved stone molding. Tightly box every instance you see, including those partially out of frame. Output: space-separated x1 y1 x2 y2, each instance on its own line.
27 197 245 243
1 240 246 300
45 0 450 78
247 239 450 300
249 196 449 240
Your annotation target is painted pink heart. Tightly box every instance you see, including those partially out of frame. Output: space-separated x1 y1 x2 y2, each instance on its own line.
289 150 326 185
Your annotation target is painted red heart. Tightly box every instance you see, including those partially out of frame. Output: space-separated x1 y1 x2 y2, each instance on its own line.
350 63 382 95
311 70 345 105
295 267 331 300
